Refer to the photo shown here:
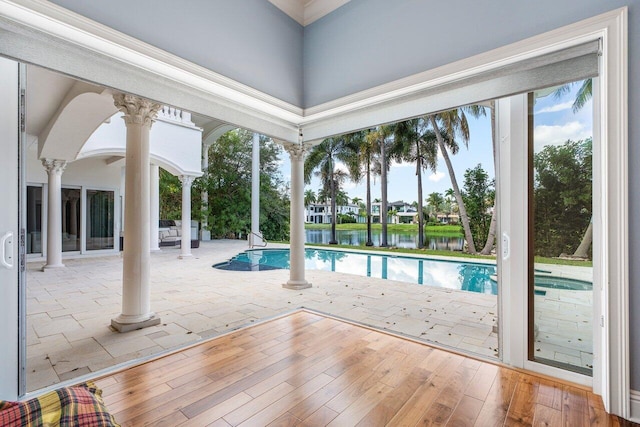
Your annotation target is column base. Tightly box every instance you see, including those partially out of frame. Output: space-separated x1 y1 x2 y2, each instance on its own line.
200 230 211 241
178 253 192 259
42 263 65 271
111 314 161 333
282 280 312 290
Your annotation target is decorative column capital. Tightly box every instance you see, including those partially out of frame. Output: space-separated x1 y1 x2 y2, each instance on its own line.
113 93 162 127
281 141 307 161
42 159 67 176
179 175 195 188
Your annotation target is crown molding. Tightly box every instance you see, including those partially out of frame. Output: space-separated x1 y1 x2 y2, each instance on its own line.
268 0 350 26
0 0 304 121
303 0 350 26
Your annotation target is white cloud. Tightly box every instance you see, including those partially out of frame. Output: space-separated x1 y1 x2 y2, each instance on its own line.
533 121 591 150
391 159 414 168
342 181 357 190
428 171 445 182
535 101 573 114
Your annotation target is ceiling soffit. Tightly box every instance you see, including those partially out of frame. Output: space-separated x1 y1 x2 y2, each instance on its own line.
268 0 351 26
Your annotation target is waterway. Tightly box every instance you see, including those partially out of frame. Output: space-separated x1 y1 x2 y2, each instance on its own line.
305 229 464 250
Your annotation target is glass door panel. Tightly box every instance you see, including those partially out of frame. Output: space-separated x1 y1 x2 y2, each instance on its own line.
26 186 42 254
528 82 594 375
86 190 115 250
61 188 81 252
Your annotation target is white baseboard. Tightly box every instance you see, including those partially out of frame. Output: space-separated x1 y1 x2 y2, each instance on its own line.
629 390 640 422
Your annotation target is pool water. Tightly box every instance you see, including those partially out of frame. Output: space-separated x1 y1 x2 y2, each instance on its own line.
214 248 593 296
214 248 498 294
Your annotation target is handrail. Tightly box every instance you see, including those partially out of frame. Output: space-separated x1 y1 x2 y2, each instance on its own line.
249 231 268 248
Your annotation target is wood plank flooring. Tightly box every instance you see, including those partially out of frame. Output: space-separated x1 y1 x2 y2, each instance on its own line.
94 311 631 426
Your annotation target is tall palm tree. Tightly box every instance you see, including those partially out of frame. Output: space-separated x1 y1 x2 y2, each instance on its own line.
394 118 439 248
427 110 477 253
304 137 350 244
367 125 395 246
344 130 379 246
463 103 498 255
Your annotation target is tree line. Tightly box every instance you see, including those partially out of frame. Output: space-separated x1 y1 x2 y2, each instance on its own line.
160 129 290 241
304 107 498 254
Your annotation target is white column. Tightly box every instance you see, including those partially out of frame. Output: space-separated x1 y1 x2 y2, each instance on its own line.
282 141 310 289
111 94 161 332
250 133 263 247
200 142 211 241
179 175 194 259
150 163 160 251
42 159 67 270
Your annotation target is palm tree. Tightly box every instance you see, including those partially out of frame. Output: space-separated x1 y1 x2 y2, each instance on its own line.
444 188 457 222
366 125 395 246
463 103 498 255
427 110 477 253
351 196 362 206
388 208 398 224
426 192 444 222
394 118 439 248
344 130 380 246
304 137 350 243
304 189 316 207
334 189 349 206
553 78 592 113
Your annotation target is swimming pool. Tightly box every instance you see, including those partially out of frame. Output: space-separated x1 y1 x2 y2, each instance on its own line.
214 248 593 296
214 248 498 294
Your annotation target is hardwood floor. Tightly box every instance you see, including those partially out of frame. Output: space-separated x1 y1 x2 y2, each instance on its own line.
94 311 630 426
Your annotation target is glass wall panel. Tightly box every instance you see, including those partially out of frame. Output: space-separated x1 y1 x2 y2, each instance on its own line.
86 190 115 250
61 188 81 252
26 186 42 254
528 81 593 375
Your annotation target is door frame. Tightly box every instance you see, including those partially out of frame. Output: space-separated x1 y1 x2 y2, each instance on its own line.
496 8 629 409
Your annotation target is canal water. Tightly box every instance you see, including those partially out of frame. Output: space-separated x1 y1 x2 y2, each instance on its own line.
305 229 464 250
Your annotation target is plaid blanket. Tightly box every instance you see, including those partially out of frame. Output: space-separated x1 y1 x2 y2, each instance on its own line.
0 382 119 427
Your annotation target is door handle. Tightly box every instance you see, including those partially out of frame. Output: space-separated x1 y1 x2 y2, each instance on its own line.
1 232 13 269
502 232 510 260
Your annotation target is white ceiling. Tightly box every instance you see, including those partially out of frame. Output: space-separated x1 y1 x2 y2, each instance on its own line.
268 0 351 26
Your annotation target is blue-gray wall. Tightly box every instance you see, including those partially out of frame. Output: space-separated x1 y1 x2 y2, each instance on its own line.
50 0 304 106
305 0 639 389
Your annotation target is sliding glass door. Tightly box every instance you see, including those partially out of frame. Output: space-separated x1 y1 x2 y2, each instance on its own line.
26 185 42 255
61 188 81 252
86 189 115 251
528 83 594 375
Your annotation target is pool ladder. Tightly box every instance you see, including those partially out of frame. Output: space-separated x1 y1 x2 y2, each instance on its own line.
248 231 267 248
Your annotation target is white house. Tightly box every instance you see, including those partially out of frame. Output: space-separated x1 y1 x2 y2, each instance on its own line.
25 67 205 264
306 202 358 223
372 200 417 224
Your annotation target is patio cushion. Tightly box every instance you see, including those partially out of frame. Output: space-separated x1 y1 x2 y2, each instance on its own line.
0 381 120 426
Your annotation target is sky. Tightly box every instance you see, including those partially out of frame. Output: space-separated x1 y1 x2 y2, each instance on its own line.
277 81 592 205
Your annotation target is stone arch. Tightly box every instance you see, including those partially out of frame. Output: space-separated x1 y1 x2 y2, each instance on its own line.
38 81 118 161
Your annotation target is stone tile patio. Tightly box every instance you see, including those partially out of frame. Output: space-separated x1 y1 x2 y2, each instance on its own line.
26 240 591 392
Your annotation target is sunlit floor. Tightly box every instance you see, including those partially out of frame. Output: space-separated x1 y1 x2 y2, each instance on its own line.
94 311 619 426
26 240 590 392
